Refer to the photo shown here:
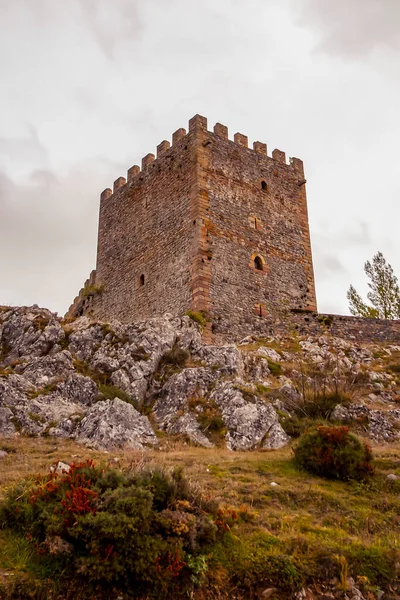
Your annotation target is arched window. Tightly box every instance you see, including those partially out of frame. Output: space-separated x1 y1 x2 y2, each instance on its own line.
139 274 145 287
254 256 263 271
261 180 267 191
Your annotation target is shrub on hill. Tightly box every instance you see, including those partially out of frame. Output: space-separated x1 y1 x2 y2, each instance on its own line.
0 461 225 598
293 425 374 481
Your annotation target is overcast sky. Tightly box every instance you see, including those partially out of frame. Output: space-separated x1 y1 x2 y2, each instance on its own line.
1 0 399 316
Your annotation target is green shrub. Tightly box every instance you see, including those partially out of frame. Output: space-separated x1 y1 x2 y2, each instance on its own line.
296 391 351 420
97 383 137 407
216 538 301 593
162 346 189 368
280 415 319 438
82 284 104 298
293 426 374 481
267 359 282 376
0 461 223 598
185 310 207 330
155 345 190 382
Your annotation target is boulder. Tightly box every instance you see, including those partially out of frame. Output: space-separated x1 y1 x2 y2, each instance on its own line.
76 398 158 450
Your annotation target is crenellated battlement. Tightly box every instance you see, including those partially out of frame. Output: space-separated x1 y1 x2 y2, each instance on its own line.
99 114 304 202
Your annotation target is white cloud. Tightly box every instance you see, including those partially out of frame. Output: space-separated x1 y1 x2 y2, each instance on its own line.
0 0 399 316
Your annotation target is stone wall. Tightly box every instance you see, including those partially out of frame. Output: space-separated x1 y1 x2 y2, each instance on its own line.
82 126 201 322
287 311 400 343
195 118 316 337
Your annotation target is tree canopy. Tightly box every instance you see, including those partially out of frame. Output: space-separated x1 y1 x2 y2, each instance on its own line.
347 252 400 319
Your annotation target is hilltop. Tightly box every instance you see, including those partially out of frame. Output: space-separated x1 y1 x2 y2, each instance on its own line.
0 305 400 599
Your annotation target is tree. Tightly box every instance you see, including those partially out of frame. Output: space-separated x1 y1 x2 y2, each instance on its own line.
347 251 400 319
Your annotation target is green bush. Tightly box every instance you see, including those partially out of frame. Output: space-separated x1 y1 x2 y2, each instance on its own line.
97 383 137 407
0 461 222 598
280 415 319 438
162 346 189 367
267 359 282 376
185 310 207 330
293 426 374 481
296 391 351 420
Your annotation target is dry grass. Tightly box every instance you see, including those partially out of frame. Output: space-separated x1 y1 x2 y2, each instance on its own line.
0 436 400 598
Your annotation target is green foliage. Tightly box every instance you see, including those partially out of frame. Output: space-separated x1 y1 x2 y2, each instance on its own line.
82 284 104 298
216 537 301 593
293 426 374 481
0 461 223 598
26 382 60 400
256 383 272 395
317 314 333 328
162 346 189 368
267 359 282 376
296 391 351 421
155 345 190 382
280 415 321 438
73 358 110 385
185 310 208 330
347 251 400 319
97 384 137 407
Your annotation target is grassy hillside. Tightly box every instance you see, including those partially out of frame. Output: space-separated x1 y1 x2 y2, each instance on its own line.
0 437 399 599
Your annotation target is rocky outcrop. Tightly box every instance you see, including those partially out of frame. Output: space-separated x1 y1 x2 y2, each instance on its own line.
0 305 399 450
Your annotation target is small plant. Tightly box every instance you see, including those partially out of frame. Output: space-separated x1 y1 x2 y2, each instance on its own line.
162 346 189 368
296 391 351 420
317 314 334 328
97 383 137 407
155 345 189 382
131 345 151 361
280 415 319 438
335 554 350 591
185 310 208 330
293 425 374 480
32 316 49 331
256 383 272 395
26 381 60 400
197 405 226 444
82 284 104 298
267 359 282 376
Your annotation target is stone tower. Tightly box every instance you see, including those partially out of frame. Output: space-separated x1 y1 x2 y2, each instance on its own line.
68 114 317 338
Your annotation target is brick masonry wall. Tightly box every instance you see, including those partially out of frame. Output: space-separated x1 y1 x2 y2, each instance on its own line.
287 311 400 343
196 119 316 339
85 130 201 322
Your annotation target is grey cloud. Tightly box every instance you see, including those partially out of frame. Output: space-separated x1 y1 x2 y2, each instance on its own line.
342 222 371 245
77 0 143 59
320 255 345 272
0 159 123 313
0 127 48 168
293 0 400 56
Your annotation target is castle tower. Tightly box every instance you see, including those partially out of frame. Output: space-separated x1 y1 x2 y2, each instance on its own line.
67 115 317 339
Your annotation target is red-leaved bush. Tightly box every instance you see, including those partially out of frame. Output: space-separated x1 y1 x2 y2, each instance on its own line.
293 425 374 480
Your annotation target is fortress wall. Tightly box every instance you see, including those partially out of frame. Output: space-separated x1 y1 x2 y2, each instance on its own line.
287 311 400 343
199 122 316 338
89 129 200 322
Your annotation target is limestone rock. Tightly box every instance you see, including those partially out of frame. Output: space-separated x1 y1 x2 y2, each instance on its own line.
1 304 400 451
211 382 290 450
0 407 16 436
76 398 158 450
